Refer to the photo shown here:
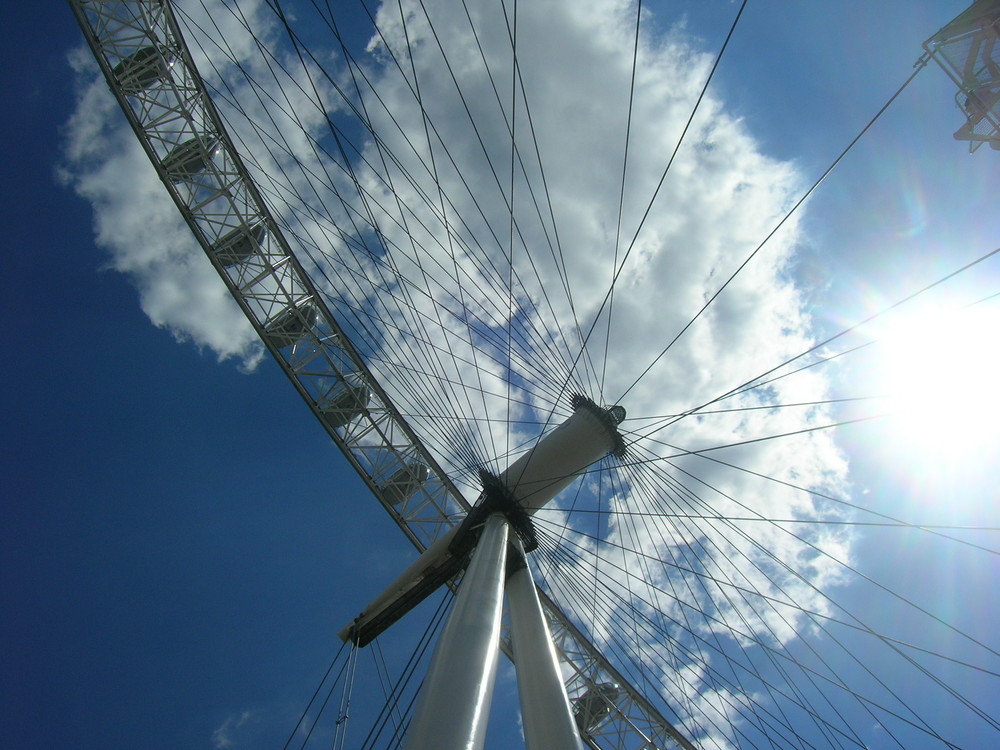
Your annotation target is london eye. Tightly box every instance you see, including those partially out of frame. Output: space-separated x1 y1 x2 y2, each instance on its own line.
33 1 1000 748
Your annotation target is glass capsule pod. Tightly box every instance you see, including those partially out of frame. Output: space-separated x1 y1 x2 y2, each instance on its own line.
211 222 265 268
319 383 371 429
572 682 622 735
110 45 170 94
263 297 318 348
161 135 218 182
377 462 430 506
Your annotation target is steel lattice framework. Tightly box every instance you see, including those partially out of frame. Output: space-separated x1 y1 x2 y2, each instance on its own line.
923 0 1000 151
68 1 697 747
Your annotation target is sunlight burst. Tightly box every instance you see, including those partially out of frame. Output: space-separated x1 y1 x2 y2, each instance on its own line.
877 302 1000 462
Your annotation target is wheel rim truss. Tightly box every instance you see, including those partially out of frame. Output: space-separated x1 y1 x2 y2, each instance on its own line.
68 2 697 747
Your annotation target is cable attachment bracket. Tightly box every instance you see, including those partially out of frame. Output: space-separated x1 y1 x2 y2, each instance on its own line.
448 469 539 561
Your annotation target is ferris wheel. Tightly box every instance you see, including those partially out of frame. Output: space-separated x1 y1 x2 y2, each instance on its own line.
66 1 1000 748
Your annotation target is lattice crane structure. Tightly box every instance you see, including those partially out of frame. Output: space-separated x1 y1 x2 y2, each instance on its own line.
924 0 1000 151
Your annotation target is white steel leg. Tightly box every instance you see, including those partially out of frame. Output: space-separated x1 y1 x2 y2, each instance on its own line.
507 542 585 750
404 513 509 750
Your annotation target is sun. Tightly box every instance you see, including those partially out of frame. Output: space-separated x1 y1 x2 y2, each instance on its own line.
874 301 1000 466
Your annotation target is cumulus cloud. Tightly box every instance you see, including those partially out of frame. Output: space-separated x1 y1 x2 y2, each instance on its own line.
211 709 254 749
61 44 265 369
63 0 855 747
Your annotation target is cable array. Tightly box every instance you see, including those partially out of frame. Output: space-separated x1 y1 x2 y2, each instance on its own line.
73 1 1000 747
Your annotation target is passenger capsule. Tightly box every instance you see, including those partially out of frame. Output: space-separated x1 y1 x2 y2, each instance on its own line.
264 298 317 347
378 462 429 506
573 682 621 735
212 222 265 267
319 383 371 428
161 135 217 182
111 45 170 94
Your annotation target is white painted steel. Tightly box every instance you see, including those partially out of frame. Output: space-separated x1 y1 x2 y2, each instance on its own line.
69 3 695 747
337 524 460 642
340 401 616 641
67 0 467 560
404 514 509 750
506 546 585 750
500 406 616 513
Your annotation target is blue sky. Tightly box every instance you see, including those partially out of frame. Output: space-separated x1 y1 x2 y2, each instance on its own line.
3 2 1000 749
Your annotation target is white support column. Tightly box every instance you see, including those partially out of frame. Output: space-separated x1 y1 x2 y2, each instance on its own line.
500 400 619 513
404 513 509 750
339 397 624 644
507 543 585 750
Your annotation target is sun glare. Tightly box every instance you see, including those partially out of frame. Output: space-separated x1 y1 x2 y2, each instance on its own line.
876 302 1000 463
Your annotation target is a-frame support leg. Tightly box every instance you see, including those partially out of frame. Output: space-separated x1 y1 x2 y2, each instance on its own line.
404 513 509 750
507 540 585 750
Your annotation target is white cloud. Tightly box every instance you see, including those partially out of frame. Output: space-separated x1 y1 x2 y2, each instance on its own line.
64 1 855 746
211 710 254 749
61 45 264 369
